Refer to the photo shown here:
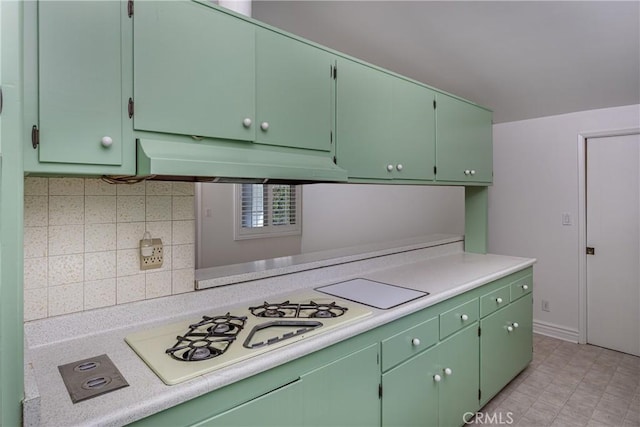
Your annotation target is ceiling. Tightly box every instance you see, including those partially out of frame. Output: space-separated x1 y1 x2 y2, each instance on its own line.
252 1 640 123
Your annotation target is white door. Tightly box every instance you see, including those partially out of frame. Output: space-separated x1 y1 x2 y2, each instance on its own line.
586 133 640 356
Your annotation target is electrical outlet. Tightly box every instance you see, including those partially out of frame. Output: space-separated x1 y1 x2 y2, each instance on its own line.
541 300 550 312
140 238 163 270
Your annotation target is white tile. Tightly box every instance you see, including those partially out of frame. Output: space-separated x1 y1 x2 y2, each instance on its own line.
85 223 116 252
145 221 172 245
24 196 48 227
85 179 116 196
48 225 84 255
116 182 145 196
24 288 48 321
146 196 172 221
117 222 146 250
146 181 172 196
24 226 48 259
116 249 141 276
85 196 116 224
24 258 48 289
172 220 195 244
48 254 84 286
117 274 146 304
49 178 85 195
48 282 84 316
116 196 145 223
24 177 48 196
172 244 195 269
49 196 84 225
145 271 172 299
84 278 116 310
172 268 195 294
172 196 195 220
172 182 195 196
85 251 116 281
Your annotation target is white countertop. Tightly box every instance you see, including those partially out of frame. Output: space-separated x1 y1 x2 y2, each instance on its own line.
23 241 535 427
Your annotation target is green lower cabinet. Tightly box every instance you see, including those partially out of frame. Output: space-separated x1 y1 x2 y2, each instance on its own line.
382 324 479 427
194 379 303 427
480 293 533 406
301 343 380 427
437 325 480 427
382 344 439 427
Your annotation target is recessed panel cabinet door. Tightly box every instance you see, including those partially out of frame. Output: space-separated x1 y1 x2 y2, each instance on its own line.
436 94 492 183
382 346 439 427
134 1 255 142
301 343 380 427
38 1 123 165
256 29 333 152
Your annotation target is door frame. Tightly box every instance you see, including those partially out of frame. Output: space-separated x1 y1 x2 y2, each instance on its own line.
577 127 640 344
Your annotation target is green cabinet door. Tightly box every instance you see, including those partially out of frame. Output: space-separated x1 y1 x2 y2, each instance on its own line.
435 94 492 183
195 379 302 427
336 59 435 181
480 294 533 406
301 343 380 427
437 325 480 427
134 1 255 142
256 29 333 152
37 0 124 166
382 345 439 427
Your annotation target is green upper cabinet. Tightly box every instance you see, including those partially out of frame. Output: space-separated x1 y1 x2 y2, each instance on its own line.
435 93 493 184
336 59 436 181
26 0 133 174
133 1 255 142
256 29 334 152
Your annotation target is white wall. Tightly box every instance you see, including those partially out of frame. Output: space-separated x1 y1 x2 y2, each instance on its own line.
197 183 302 268
489 104 640 337
301 184 465 253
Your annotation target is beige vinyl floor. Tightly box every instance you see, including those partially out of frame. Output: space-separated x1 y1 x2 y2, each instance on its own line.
473 334 640 426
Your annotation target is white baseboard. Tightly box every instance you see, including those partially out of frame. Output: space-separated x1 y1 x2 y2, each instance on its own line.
533 320 579 343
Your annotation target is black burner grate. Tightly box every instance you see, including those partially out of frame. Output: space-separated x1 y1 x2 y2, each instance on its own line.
249 300 348 319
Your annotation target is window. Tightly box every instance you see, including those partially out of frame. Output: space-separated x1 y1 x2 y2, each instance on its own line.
234 184 301 239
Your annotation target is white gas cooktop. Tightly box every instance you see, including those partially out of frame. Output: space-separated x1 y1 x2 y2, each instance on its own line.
125 291 372 385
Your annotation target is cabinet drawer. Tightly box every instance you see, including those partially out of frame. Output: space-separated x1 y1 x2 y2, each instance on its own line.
381 317 438 371
510 275 533 302
439 298 478 339
480 285 510 318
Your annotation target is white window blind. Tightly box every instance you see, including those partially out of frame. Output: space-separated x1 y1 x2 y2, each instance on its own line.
234 184 301 239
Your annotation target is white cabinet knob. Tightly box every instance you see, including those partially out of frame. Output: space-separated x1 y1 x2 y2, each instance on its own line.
260 122 269 131
522 284 529 290
464 170 471 176
242 118 252 128
496 297 503 304
396 164 404 171
507 326 514 332
101 136 113 147
444 368 452 376
513 322 519 329
411 338 421 346
470 170 476 176
387 164 394 172
433 374 442 382
461 314 469 321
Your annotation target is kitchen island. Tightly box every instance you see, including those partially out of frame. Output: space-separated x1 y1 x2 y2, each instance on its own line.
23 235 535 426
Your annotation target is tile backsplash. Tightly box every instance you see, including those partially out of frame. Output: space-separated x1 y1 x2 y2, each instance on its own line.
23 177 196 321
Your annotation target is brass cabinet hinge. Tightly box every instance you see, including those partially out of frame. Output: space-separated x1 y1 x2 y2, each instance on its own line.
478 327 481 337
31 125 40 149
332 65 337 80
433 99 436 109
378 384 383 399
586 247 595 255
0 86 3 114
127 0 134 18
128 98 134 119
478 389 482 400
434 165 437 175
